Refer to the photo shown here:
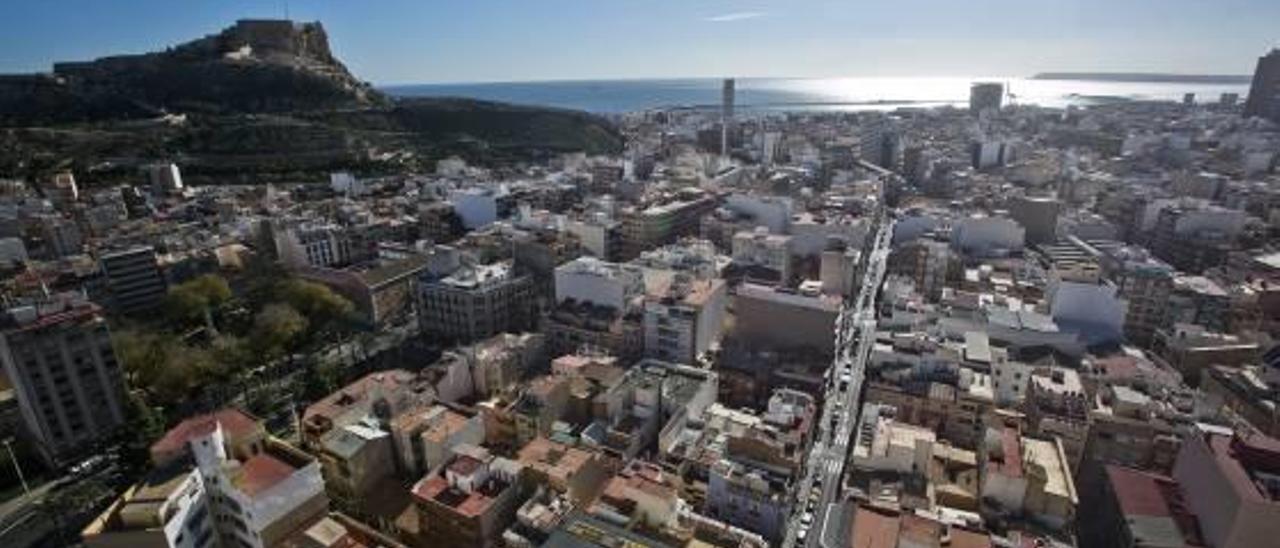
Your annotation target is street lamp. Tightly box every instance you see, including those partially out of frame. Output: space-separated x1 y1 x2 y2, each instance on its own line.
3 438 29 495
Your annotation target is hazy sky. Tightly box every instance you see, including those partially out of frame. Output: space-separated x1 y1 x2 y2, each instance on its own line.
2 0 1277 84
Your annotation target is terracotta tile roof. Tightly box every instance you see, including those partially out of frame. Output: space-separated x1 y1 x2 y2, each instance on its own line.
422 411 470 444
849 506 900 548
518 437 592 484
448 454 484 476
303 369 421 426
411 474 497 519
150 408 259 459
1104 465 1204 546
233 453 298 498
949 528 993 548
899 513 943 547
411 475 448 504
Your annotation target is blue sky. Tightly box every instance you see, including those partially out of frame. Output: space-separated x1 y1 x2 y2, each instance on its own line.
1 1 1276 84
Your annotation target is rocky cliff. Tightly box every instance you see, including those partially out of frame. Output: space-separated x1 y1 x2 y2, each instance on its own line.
0 20 382 124
0 20 622 183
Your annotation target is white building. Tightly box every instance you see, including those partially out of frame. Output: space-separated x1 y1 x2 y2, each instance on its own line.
731 228 793 283
554 257 645 310
275 224 354 269
564 213 617 258
1049 280 1126 345
147 163 184 195
850 403 936 474
82 467 213 548
329 171 366 197
991 356 1033 406
951 215 1025 258
449 187 501 229
87 409 327 548
820 247 861 297
188 419 326 548
790 213 868 257
725 194 793 234
643 276 727 364
892 211 942 245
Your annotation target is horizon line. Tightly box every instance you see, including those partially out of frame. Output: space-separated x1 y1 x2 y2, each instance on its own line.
376 71 1254 88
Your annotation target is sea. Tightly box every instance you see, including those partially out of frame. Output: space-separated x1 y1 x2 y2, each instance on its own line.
384 77 1251 114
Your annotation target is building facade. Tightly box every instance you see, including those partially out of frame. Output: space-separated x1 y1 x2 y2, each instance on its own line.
0 295 125 465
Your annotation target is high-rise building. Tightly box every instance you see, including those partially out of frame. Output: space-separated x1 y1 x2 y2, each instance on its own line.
721 78 736 157
1010 195 1062 246
0 294 125 465
722 78 735 122
100 246 169 315
1244 49 1280 123
970 82 1004 116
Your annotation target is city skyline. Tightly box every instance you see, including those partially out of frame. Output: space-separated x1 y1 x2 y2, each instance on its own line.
1 0 1278 84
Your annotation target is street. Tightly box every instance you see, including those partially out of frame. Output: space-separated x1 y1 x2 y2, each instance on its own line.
783 211 893 548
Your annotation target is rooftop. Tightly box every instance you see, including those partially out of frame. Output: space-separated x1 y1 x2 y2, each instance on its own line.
517 437 595 485
1201 430 1280 503
150 408 261 463
1105 465 1204 547
1023 437 1076 502
231 451 301 498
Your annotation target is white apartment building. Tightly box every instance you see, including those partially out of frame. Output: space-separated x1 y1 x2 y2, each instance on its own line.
86 409 327 548
724 193 793 234
82 467 214 548
951 215 1025 258
418 261 535 343
850 403 937 474
732 228 793 283
553 256 645 310
274 224 355 269
643 275 727 364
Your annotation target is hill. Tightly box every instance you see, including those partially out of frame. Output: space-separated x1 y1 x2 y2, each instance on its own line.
0 20 622 184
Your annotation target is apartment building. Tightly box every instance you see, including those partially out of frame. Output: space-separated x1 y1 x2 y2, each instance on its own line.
0 294 125 465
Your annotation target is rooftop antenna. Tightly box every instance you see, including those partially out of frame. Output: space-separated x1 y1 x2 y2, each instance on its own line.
283 0 290 20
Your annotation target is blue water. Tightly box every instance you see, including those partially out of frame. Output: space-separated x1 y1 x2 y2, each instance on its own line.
384 77 1251 114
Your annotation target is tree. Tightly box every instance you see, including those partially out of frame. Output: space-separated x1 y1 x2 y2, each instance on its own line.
280 280 355 327
164 274 232 331
251 303 308 358
298 359 342 401
113 330 226 407
113 330 169 389
116 390 166 474
278 279 355 332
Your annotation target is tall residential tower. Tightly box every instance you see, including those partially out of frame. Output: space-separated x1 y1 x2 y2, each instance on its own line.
1244 49 1280 123
0 294 126 464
